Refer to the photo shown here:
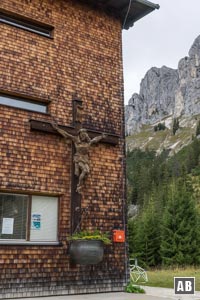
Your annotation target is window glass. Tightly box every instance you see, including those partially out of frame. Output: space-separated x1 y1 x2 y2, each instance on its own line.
30 196 58 242
0 194 28 240
0 94 47 113
0 194 58 242
0 11 53 38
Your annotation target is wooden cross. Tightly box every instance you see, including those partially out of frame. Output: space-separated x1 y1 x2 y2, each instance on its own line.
30 98 119 234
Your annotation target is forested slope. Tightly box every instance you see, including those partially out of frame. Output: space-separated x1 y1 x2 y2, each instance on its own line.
127 138 200 267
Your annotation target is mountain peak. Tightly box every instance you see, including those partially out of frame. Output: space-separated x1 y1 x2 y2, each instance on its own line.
189 34 200 58
125 35 200 136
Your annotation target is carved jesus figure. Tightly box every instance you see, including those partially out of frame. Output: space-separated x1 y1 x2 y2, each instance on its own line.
51 122 106 194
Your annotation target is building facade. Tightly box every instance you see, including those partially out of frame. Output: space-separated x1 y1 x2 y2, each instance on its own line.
0 0 158 298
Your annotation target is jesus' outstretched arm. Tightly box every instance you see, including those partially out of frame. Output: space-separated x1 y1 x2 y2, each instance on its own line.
90 133 107 145
51 121 76 142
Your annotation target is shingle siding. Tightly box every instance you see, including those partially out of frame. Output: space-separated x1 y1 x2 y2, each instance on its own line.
0 0 127 298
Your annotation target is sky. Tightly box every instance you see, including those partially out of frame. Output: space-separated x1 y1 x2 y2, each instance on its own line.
122 0 200 104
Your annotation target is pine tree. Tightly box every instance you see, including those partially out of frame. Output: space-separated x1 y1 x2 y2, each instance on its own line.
196 120 200 136
185 138 200 173
126 149 156 206
128 218 137 257
128 215 148 266
143 197 162 267
172 118 179 135
127 145 200 268
160 178 200 266
129 193 162 268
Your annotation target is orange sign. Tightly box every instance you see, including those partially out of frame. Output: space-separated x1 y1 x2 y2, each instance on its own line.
113 230 125 243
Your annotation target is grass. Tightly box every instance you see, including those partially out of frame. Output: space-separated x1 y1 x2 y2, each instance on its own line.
125 282 145 293
134 267 200 290
126 117 196 153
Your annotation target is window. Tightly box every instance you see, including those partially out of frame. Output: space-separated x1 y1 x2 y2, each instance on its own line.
0 194 58 242
0 10 53 38
30 196 58 242
0 93 48 113
0 194 27 240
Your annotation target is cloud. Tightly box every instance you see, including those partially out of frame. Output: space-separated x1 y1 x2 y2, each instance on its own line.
122 0 200 104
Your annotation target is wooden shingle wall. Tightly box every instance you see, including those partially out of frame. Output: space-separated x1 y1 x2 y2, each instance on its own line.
0 0 127 298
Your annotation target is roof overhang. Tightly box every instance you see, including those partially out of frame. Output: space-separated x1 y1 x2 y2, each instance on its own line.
79 0 160 29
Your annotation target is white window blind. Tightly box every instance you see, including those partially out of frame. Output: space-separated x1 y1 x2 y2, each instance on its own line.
30 196 58 242
0 194 28 240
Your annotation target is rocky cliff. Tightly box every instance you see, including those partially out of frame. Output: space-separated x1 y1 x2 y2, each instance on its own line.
125 35 200 136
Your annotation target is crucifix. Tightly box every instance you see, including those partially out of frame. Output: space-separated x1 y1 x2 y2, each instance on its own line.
51 123 107 194
30 98 119 233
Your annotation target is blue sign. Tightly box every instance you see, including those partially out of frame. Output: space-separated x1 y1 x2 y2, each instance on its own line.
31 213 41 230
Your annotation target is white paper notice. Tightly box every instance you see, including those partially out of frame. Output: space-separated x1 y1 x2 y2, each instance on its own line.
2 218 14 234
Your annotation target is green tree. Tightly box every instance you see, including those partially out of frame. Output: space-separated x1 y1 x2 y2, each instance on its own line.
158 123 166 131
185 138 200 173
160 178 200 266
196 120 200 136
129 194 162 268
172 118 179 135
154 123 166 132
127 149 156 206
142 197 162 267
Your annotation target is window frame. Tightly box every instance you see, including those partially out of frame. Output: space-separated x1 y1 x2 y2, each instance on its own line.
0 9 54 38
0 92 49 114
0 193 60 245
